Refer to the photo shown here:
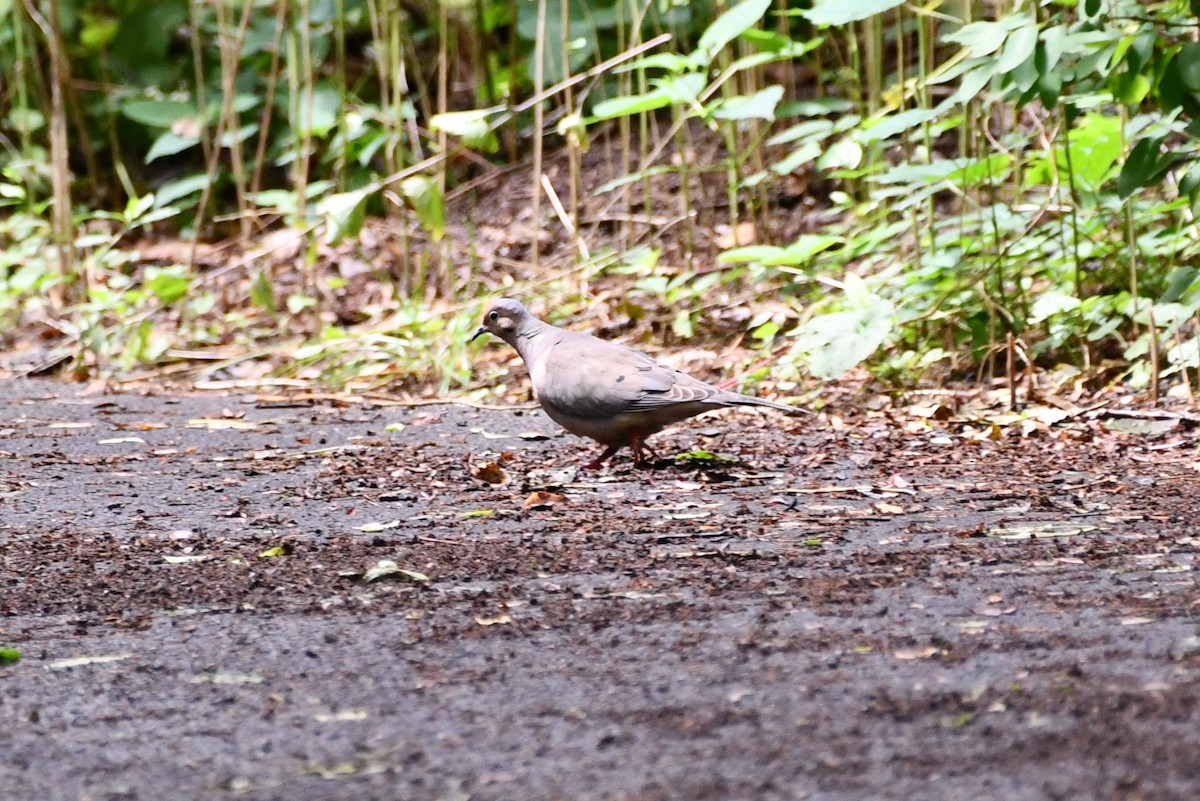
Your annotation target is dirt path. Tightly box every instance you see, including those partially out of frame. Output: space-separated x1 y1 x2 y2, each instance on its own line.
2 378 1198 800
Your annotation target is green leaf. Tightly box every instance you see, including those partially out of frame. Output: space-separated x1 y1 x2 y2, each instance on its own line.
430 109 499 152
250 270 275 312
590 89 672 120
996 17 1039 75
1179 161 1200 198
948 60 1000 105
144 266 191 304
1066 112 1123 191
767 119 835 146
122 99 197 128
1160 267 1199 304
401 176 445 242
318 188 371 245
618 52 691 74
719 245 788 264
217 123 259 147
1118 137 1172 199
145 131 201 163
672 309 694 338
802 0 904 27
942 20 1013 58
6 105 45 132
1029 291 1081 324
793 275 893 378
126 193 154 221
248 190 298 213
80 13 119 49
695 0 772 63
293 85 340 137
860 107 941 143
1177 42 1200 92
946 153 1012 185
817 138 863 171
0 647 20 665
153 174 208 208
673 449 736 464
710 86 784 121
660 73 707 105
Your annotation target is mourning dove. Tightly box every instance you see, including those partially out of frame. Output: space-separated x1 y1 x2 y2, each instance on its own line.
470 298 806 468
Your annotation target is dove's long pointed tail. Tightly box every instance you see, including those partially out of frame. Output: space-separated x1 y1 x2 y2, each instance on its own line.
724 393 812 415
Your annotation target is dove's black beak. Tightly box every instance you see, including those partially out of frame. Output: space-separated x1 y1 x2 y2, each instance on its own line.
469 326 487 343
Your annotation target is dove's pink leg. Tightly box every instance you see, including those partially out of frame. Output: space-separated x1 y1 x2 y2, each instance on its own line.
629 432 660 467
585 444 622 470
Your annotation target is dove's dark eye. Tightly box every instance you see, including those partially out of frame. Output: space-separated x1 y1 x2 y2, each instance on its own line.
488 311 500 322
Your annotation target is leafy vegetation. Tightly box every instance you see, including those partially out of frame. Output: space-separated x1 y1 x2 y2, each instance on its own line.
2 0 1199 398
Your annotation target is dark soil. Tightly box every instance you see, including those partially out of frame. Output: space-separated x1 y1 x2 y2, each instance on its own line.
2 378 1199 800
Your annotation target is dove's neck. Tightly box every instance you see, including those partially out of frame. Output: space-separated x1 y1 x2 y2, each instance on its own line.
512 320 553 366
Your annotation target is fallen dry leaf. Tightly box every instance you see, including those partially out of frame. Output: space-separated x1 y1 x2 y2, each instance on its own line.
893 646 942 660
471 460 509 485
523 491 566 510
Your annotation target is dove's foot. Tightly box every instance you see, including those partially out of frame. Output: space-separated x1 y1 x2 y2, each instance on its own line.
584 444 622 470
630 434 660 469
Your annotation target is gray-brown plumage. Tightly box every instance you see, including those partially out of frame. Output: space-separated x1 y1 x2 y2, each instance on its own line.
469 298 805 468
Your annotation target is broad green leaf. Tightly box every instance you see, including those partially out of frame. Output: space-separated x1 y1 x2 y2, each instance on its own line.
80 14 119 49
720 235 842 267
145 131 200 163
672 309 694 338
943 19 1020 58
767 119 835 147
711 86 784 121
1029 292 1081 324
695 0 772 63
250 270 275 311
144 266 191 304
125 193 154 221
660 73 707 105
793 277 893 378
430 109 499 152
318 188 371 245
590 89 672 120
0 647 20 665
248 190 298 213
1178 161 1200 199
293 85 340 137
1160 267 1199 304
770 141 823 175
153 174 208 208
803 0 904 27
618 53 691 74
860 107 941 143
996 17 1039 74
6 106 45 132
871 161 961 185
130 206 183 228
1177 42 1200 92
1066 112 1123 191
720 245 787 264
817 138 863 171
401 176 445 242
946 153 1012 185
217 124 259 147
122 99 196 128
1118 137 1174 199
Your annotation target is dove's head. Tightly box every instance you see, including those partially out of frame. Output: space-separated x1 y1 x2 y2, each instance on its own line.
469 298 535 345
